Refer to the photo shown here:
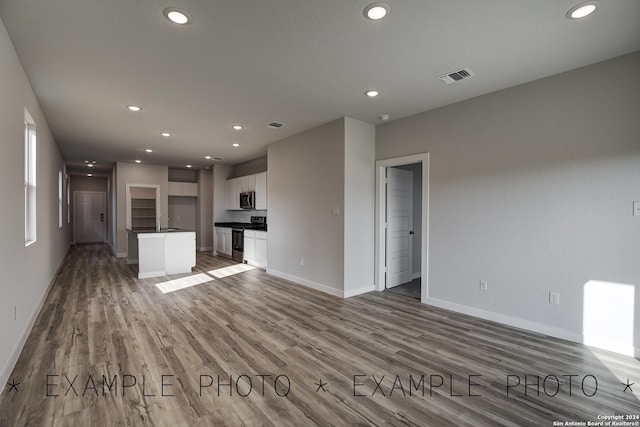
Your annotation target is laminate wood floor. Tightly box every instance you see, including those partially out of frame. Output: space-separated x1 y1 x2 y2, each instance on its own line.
1 244 639 426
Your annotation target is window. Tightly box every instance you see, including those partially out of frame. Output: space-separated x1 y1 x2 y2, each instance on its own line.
24 112 37 245
58 169 63 228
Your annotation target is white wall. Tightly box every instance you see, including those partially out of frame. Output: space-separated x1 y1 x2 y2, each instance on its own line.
268 119 346 295
376 52 640 353
344 117 376 296
115 161 168 255
0 17 70 386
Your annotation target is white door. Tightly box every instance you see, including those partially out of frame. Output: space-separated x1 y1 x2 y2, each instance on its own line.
75 191 106 243
385 168 413 288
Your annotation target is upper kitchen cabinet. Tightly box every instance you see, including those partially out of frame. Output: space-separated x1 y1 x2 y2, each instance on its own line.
168 168 198 197
168 182 197 197
225 172 267 210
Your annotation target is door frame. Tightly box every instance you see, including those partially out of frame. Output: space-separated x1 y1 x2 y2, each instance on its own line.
375 153 429 303
73 190 107 243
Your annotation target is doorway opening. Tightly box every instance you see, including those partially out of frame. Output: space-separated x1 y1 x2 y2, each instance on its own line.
375 153 429 303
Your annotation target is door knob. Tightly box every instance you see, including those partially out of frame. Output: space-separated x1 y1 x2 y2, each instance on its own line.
409 230 415 235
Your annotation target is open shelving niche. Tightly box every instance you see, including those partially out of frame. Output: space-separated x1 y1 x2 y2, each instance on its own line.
126 184 160 231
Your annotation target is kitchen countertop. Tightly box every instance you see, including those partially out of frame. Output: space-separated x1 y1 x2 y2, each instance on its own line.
214 222 267 231
127 228 195 234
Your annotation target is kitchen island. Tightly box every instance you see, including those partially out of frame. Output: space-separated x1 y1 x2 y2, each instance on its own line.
126 228 196 279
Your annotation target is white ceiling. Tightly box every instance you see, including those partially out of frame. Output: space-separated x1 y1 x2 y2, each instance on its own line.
1 0 639 175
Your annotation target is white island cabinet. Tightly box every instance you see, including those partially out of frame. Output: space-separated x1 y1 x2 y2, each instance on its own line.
127 229 196 279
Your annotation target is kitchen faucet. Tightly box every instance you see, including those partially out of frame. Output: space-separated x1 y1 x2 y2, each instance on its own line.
156 211 169 231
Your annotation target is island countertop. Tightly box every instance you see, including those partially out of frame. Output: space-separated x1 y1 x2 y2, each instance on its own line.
126 228 195 234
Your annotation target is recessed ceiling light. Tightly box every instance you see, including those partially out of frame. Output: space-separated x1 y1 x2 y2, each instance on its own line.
161 132 171 137
365 90 380 97
127 105 142 112
87 164 94 168
204 155 212 160
87 173 93 177
566 1 599 19
232 125 243 130
232 143 240 147
145 148 153 153
364 3 390 20
213 157 222 161
186 164 192 168
135 160 141 163
163 8 191 25
378 114 390 120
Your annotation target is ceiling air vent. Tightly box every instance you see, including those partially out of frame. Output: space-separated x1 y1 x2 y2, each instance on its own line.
438 67 475 84
266 122 285 129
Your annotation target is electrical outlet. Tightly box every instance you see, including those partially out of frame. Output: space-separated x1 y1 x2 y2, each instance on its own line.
479 280 488 291
549 292 560 305
300 258 305 266
634 201 640 217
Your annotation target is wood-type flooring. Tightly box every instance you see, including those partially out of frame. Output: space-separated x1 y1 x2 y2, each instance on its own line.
1 244 638 426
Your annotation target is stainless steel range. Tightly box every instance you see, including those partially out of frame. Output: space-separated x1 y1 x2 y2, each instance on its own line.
230 216 267 263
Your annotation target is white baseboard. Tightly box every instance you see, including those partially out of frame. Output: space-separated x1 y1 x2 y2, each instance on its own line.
0 244 71 389
344 285 375 298
412 272 421 280
198 246 213 252
117 252 128 258
267 269 343 298
423 297 583 344
138 270 165 279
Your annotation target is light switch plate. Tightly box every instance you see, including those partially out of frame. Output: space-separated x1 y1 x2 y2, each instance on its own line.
332 206 340 216
634 201 640 217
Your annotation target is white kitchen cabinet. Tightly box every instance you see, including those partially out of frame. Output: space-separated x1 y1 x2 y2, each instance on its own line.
168 182 198 197
225 179 239 210
225 172 267 211
255 172 267 210
215 227 232 257
244 230 267 269
254 231 268 269
243 230 255 263
242 174 256 193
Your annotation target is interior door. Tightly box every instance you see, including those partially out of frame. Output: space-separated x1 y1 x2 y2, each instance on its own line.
385 167 413 288
75 191 106 243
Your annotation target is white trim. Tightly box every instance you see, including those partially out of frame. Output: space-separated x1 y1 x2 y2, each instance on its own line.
267 269 344 298
125 183 161 229
344 285 375 298
412 272 421 280
198 246 213 252
375 153 430 305
424 297 583 344
117 252 128 258
0 244 71 389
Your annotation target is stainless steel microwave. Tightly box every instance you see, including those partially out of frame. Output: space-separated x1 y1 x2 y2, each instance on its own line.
240 191 254 209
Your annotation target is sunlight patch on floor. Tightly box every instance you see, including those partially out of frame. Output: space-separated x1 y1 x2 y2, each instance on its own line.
207 263 255 279
155 273 213 294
